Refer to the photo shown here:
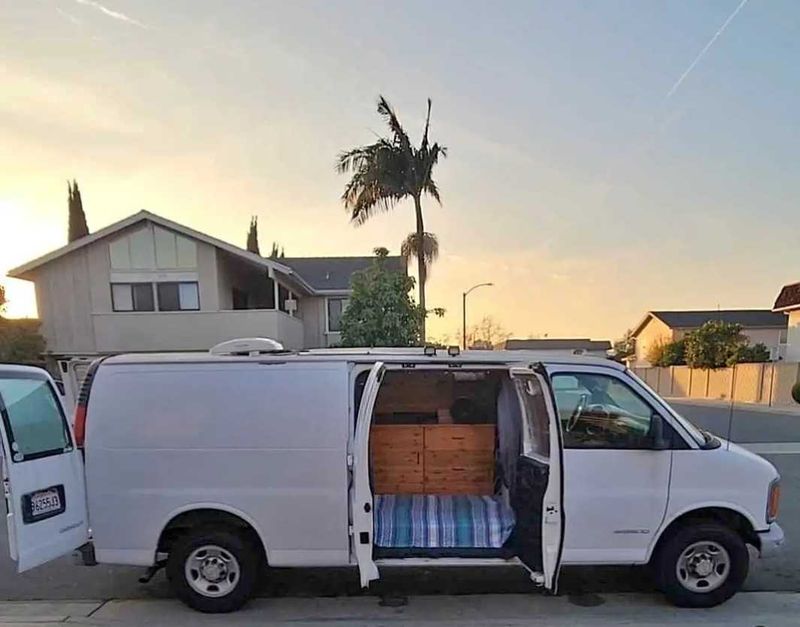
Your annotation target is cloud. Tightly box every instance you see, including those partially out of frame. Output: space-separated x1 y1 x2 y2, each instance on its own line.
73 0 149 29
55 6 82 26
666 0 749 99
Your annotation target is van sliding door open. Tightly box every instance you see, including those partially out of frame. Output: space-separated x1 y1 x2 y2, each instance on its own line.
509 367 564 592
350 361 385 587
0 366 89 572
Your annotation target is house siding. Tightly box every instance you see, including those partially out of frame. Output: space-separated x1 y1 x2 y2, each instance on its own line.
33 248 97 355
634 317 674 365
787 311 800 362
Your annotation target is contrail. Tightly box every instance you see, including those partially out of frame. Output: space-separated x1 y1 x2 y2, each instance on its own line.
666 0 749 98
73 0 149 29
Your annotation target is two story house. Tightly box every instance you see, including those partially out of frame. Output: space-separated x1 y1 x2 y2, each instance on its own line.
7 210 404 362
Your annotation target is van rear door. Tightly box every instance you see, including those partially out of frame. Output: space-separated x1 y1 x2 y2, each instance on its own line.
350 361 385 587
0 366 89 571
509 367 564 592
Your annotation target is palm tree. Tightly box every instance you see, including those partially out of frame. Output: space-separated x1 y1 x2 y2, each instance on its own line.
400 232 439 287
337 95 446 341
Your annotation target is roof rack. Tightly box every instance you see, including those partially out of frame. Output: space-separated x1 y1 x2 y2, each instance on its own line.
209 337 287 356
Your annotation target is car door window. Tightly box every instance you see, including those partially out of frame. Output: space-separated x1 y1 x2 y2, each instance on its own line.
552 373 656 449
0 378 72 462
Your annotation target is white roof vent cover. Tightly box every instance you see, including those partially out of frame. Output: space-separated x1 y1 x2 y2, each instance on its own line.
210 337 285 356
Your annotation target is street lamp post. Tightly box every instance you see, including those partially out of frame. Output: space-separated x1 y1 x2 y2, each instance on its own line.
462 282 494 349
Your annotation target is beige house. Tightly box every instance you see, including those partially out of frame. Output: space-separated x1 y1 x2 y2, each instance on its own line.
773 282 800 362
7 210 403 361
631 310 788 366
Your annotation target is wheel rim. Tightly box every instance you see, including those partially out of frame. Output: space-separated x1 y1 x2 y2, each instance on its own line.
676 540 730 593
184 545 240 598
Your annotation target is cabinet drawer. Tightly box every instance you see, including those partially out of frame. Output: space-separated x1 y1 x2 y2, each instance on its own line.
424 425 495 451
371 425 423 449
424 466 493 484
372 449 420 467
424 450 493 470
375 466 423 484
374 481 424 495
425 480 494 495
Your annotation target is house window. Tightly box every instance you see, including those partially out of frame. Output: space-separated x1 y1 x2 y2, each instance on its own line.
111 283 155 312
327 297 349 333
156 282 200 311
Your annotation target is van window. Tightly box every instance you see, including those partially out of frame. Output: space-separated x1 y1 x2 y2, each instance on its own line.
516 377 550 459
0 377 71 462
552 373 655 449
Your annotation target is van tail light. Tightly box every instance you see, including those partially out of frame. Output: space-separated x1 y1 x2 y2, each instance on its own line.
73 358 104 448
767 478 781 523
74 404 88 448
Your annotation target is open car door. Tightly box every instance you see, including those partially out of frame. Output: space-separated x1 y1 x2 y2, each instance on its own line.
509 366 564 592
0 366 89 572
350 361 385 587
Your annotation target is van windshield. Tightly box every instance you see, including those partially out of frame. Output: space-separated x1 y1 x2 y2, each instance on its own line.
625 369 705 446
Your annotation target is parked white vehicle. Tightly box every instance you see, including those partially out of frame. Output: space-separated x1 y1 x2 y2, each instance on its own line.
0 343 783 613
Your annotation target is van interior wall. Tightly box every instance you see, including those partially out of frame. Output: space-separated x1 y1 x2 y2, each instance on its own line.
369 369 519 554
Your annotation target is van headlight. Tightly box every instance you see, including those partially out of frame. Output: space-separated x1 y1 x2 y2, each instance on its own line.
767 477 781 523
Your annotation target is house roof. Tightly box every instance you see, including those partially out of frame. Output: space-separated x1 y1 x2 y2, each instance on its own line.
8 209 297 278
7 210 405 296
282 256 406 292
632 309 787 336
504 338 612 352
773 282 800 312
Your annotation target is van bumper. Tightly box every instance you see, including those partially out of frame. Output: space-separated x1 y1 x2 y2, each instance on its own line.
757 523 784 558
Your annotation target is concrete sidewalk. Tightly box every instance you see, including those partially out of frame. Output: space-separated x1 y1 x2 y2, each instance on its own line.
1 593 799 626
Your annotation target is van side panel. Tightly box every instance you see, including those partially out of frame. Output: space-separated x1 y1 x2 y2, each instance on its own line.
85 361 351 567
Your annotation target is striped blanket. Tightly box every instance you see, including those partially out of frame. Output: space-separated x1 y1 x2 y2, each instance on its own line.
374 494 515 548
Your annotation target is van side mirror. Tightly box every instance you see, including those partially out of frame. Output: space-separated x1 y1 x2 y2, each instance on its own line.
644 414 671 450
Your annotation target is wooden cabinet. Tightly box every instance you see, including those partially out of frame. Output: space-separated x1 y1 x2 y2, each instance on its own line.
371 424 495 495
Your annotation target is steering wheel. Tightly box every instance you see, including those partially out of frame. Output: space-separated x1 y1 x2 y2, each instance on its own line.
566 393 588 432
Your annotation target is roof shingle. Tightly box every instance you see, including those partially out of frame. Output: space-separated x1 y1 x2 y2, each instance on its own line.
773 282 800 311
649 309 786 330
281 256 405 291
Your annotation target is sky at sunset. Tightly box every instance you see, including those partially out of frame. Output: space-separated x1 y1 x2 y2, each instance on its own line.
1 0 798 342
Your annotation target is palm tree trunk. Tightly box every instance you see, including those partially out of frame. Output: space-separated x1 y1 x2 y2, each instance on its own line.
413 195 427 343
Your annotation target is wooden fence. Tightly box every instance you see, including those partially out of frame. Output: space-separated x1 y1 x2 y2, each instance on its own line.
631 362 800 407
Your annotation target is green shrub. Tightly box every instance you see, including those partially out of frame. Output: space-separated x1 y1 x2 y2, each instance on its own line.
792 381 800 405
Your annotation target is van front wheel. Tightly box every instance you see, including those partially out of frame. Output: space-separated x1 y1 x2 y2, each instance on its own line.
655 522 748 608
166 527 259 613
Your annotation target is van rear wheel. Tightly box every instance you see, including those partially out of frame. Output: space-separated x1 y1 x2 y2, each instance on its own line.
166 526 259 613
655 522 748 608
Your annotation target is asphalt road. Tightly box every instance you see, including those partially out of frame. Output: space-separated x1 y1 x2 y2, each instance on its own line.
0 400 796 601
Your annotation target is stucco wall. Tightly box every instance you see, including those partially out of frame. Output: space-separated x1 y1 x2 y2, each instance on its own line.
633 316 674 365
300 296 342 348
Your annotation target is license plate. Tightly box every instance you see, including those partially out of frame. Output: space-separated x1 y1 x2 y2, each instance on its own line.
31 489 61 516
22 485 65 524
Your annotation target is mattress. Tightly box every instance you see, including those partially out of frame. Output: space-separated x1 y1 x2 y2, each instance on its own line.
374 494 515 548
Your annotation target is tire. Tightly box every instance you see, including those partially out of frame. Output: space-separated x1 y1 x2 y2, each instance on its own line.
166 526 260 613
655 522 749 608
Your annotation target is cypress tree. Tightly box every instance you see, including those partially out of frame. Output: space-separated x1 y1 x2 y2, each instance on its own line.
67 180 89 242
246 216 260 255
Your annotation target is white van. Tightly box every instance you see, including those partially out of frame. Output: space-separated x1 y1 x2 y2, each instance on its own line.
0 345 783 613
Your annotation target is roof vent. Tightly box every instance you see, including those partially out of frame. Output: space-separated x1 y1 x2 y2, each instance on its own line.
210 337 286 356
